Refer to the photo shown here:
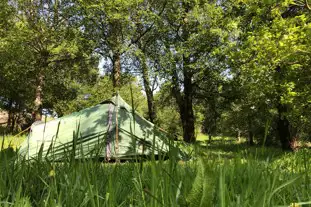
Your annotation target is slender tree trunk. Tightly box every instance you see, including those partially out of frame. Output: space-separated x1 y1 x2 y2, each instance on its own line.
7 99 13 130
11 113 16 132
14 103 21 131
208 134 212 143
134 13 157 123
248 120 254 145
236 130 241 142
9 112 15 133
34 74 44 122
208 94 218 143
276 103 292 150
141 55 156 123
248 131 254 145
112 52 121 88
275 66 292 151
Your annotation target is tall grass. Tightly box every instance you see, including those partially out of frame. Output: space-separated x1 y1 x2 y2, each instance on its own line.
0 138 310 206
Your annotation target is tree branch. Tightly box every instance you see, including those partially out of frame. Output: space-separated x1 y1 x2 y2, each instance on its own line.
126 1 168 51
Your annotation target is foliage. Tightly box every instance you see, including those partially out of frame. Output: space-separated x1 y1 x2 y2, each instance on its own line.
54 76 148 117
0 0 98 127
230 0 311 144
154 84 183 137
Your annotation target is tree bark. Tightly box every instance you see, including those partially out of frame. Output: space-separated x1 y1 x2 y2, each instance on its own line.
112 52 121 88
34 74 44 122
171 66 195 143
182 68 195 143
141 55 156 123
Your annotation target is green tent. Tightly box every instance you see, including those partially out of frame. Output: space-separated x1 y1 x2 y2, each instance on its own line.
19 95 173 161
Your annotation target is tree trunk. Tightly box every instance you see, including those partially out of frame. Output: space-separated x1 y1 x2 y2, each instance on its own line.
34 74 44 122
171 66 195 143
141 55 156 123
236 130 241 142
9 112 15 133
275 66 293 151
182 62 195 143
181 112 195 143
14 103 21 131
134 16 156 123
177 2 195 143
276 103 292 151
248 120 254 145
112 52 121 88
182 84 195 142
248 131 254 146
208 134 212 143
11 113 16 132
7 99 13 131
208 94 218 143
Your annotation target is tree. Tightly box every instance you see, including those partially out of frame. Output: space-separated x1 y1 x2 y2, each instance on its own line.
154 0 240 143
0 1 35 130
131 0 168 123
10 0 97 121
77 0 165 88
229 0 311 150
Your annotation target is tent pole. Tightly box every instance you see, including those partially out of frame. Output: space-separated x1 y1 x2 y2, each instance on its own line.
115 92 119 162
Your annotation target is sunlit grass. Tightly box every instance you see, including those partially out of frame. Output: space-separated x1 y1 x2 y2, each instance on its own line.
196 133 245 143
196 133 208 141
0 135 26 150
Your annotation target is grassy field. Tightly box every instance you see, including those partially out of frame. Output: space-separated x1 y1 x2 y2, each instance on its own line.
0 135 310 206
